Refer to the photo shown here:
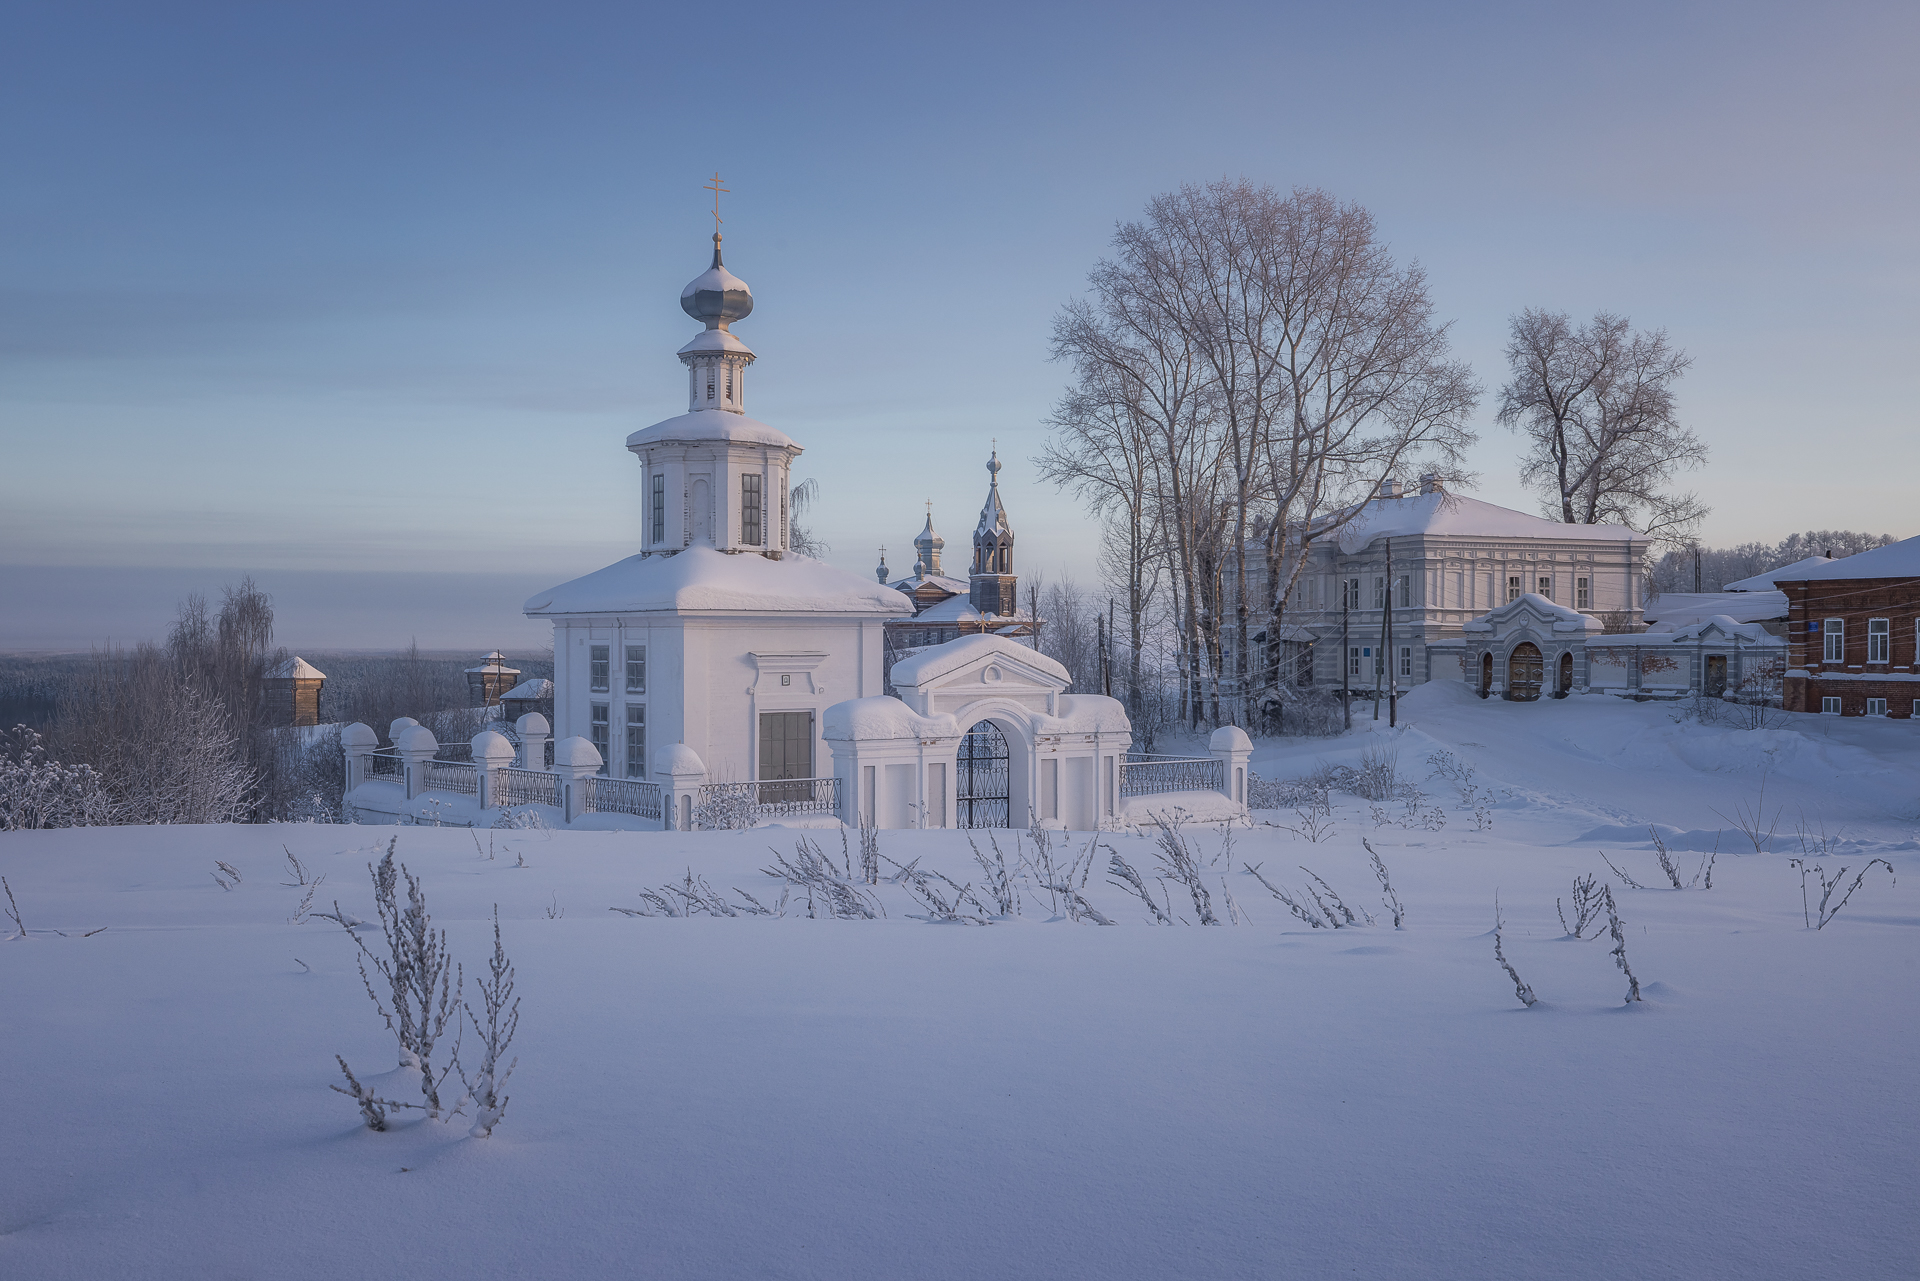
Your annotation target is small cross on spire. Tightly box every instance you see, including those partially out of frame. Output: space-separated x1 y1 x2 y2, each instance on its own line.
703 172 729 234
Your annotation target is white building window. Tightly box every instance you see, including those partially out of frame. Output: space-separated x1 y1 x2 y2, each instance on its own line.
1373 577 1385 609
589 645 610 692
625 645 646 693
1821 696 1842 714
741 473 763 545
1577 577 1590 609
1398 576 1411 608
1399 646 1412 677
1823 619 1844 663
1866 698 1888 717
1538 576 1552 599
1507 575 1522 603
1867 618 1889 663
651 473 666 544
625 705 646 777
1348 647 1361 677
590 703 610 772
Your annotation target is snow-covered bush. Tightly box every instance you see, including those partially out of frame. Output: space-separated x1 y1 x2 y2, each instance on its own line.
456 907 519 1139
0 726 112 830
692 783 759 831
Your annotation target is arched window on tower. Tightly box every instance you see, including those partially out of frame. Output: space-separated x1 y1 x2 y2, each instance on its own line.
706 369 715 401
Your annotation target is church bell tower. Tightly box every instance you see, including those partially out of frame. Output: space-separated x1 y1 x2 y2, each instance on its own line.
968 450 1018 617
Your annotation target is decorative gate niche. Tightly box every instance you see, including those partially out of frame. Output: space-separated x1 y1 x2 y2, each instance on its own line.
955 719 1011 828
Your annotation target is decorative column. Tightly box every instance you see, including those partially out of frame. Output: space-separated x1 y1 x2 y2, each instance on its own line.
1209 725 1253 807
514 712 551 772
471 730 515 811
655 742 708 832
341 722 377 793
395 725 438 802
552 737 602 825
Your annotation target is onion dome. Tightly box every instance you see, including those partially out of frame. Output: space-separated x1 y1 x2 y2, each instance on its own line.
679 233 753 330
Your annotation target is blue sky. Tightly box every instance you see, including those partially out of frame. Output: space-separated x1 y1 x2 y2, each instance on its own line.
3 1 1915 650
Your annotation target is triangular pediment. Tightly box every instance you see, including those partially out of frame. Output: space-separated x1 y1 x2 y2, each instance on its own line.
890 634 1070 717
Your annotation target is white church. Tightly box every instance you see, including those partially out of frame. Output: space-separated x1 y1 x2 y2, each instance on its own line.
340 230 1251 832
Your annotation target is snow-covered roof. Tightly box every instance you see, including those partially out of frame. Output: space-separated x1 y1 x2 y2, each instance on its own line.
466 652 518 674
1325 491 1641 556
824 695 959 740
525 546 913 617
889 573 970 597
677 328 755 358
889 633 1068 690
500 678 553 700
266 656 325 681
626 408 797 452
1774 534 1920 582
910 593 1034 625
1642 592 1787 627
1461 593 1604 635
1588 617 1784 647
1723 556 1835 591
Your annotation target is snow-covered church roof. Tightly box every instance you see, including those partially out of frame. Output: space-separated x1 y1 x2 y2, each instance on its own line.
1325 491 1641 555
524 546 913 617
626 408 796 451
1772 534 1920 582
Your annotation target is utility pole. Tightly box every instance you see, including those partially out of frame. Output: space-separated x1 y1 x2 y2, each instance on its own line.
1386 540 1398 727
1693 544 1702 593
1341 573 1352 730
1374 543 1389 722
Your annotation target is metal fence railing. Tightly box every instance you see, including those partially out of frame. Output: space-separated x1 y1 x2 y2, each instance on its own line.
364 750 405 783
1118 755 1224 798
423 759 478 796
495 767 558 808
699 777 841 822
584 775 662 820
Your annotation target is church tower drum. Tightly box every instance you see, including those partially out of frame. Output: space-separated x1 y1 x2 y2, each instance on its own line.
969 450 1018 617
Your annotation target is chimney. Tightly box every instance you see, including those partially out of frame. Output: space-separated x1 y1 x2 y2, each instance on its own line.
1378 477 1402 499
1420 473 1442 496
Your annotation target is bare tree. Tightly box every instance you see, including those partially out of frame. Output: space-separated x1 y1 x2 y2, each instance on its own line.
788 478 828 557
1498 309 1704 543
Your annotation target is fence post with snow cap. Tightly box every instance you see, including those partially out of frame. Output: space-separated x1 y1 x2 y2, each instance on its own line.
513 712 551 772
341 722 377 791
656 743 707 832
395 725 438 801
471 730 516 810
552 737 602 824
1209 725 1253 806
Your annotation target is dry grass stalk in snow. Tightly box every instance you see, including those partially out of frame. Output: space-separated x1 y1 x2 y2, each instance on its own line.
1365 840 1406 928
1788 857 1895 930
1148 817 1219 925
1493 896 1538 1008
1243 862 1334 928
764 838 884 920
455 906 518 1139
210 860 242 891
1712 772 1782 853
1602 886 1642 1003
334 838 463 1117
3 876 25 940
1106 849 1173 925
969 833 1019 917
1557 874 1606 939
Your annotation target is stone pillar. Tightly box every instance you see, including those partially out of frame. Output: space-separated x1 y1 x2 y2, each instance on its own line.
341 722 377 794
655 742 708 832
395 725 438 802
552 737 602 825
513 712 551 772
471 730 516 811
1209 725 1253 807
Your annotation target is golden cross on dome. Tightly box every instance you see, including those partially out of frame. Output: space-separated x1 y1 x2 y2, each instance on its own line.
703 172 729 233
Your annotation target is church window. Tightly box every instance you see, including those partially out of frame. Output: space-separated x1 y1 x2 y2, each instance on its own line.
741 474 763 545
1398 576 1411 608
589 645 609 692
1823 619 1844 663
590 704 610 773
1868 618 1890 662
1577 577 1590 609
1538 576 1553 599
1373 577 1384 609
651 474 666 543
1400 647 1412 677
625 705 646 778
706 369 715 401
1507 576 1522 603
625 645 646 693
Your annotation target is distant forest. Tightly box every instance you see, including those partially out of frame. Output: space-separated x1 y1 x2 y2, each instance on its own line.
0 648 553 736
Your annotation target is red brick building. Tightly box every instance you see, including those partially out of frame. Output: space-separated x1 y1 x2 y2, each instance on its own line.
1778 536 1920 717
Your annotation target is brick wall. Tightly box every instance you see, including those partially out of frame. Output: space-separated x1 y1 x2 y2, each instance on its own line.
1780 575 1920 717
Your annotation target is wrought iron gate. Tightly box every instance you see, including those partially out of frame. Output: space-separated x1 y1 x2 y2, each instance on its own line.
955 720 1010 828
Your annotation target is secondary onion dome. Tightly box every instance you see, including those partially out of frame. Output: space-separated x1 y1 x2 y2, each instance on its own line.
680 233 754 330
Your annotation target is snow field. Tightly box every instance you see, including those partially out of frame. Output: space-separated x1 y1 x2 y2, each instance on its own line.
2 684 1916 1279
